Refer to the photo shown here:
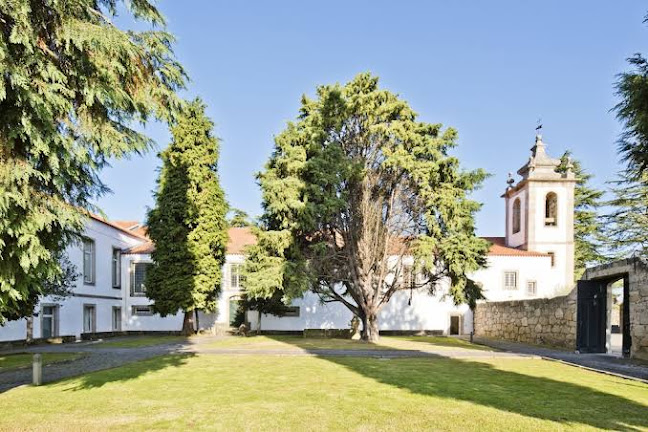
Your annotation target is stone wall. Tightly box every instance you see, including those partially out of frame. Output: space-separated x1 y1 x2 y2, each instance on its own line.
583 258 648 361
475 258 648 360
474 290 577 349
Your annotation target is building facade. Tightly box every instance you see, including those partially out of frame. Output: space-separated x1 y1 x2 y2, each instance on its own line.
0 134 575 342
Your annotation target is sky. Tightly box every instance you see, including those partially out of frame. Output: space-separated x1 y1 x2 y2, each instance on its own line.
98 1 648 235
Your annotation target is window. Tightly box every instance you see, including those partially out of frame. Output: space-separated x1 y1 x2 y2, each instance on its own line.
131 305 153 316
230 264 245 289
503 271 518 290
512 198 521 234
545 192 558 226
283 306 300 317
131 262 151 296
83 304 96 333
41 305 58 338
402 264 415 288
527 281 537 296
112 307 122 331
547 252 555 267
83 239 95 284
112 248 121 288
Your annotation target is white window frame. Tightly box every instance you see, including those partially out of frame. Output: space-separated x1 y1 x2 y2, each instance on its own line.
283 306 300 317
131 305 154 316
112 306 122 331
130 261 151 297
503 271 518 290
40 304 59 338
83 238 95 285
112 248 121 288
526 280 537 296
230 263 244 289
402 264 415 289
83 304 96 333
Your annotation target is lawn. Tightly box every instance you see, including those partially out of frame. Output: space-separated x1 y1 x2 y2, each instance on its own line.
0 352 83 371
1 352 646 431
98 335 187 348
205 334 494 352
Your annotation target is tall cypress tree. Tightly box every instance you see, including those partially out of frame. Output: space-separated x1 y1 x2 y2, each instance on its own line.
556 152 606 277
146 99 228 335
245 73 488 342
0 1 185 321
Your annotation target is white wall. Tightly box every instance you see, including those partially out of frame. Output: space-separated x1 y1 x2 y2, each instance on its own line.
121 252 217 332
0 218 144 341
249 281 473 335
506 188 527 248
473 255 558 300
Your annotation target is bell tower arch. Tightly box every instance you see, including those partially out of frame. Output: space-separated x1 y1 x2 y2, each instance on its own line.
503 134 576 291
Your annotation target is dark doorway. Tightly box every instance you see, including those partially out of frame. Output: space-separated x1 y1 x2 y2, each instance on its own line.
577 280 606 353
622 276 632 357
577 276 632 356
449 316 460 335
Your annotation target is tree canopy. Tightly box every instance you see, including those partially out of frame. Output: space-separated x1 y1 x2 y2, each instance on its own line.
603 169 648 259
556 152 606 277
229 208 253 227
244 73 489 342
146 99 228 334
0 0 185 321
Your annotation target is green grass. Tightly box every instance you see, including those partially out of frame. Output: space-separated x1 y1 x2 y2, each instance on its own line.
0 352 83 371
206 335 393 350
98 335 186 348
205 334 494 352
1 353 646 431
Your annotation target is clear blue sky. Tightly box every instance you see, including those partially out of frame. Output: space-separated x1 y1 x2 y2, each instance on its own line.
98 0 648 235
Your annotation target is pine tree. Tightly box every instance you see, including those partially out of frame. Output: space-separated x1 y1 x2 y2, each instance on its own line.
0 1 186 321
229 208 253 227
245 73 489 342
615 53 648 177
556 152 606 277
604 170 648 259
146 99 228 335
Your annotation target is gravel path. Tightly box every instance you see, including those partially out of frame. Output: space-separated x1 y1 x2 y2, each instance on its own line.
474 337 648 382
0 341 189 393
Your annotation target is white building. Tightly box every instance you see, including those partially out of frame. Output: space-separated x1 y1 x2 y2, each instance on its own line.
0 134 575 342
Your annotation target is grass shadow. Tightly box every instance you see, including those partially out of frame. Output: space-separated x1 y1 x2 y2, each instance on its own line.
269 335 648 431
63 353 195 391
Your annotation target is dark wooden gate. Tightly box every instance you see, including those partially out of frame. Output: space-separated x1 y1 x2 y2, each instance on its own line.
577 280 607 353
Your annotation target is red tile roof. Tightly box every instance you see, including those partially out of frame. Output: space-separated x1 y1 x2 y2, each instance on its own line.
226 227 257 254
122 226 258 255
119 226 547 259
87 214 150 241
482 237 550 257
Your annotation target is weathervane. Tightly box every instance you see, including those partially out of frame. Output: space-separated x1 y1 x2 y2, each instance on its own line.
535 118 543 134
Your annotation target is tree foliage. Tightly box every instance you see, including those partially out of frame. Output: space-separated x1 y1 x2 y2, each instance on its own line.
603 169 648 259
615 52 648 177
229 208 253 227
146 99 228 334
556 152 606 277
0 0 186 321
244 73 489 342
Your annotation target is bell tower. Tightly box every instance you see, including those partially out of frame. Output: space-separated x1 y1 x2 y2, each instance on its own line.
503 134 576 291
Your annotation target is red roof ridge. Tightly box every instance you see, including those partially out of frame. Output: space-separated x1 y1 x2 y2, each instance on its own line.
87 213 150 241
480 236 550 258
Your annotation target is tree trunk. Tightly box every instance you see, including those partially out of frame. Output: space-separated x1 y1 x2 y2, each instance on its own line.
194 309 200 332
181 310 195 336
26 315 34 343
256 309 262 335
361 312 380 343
